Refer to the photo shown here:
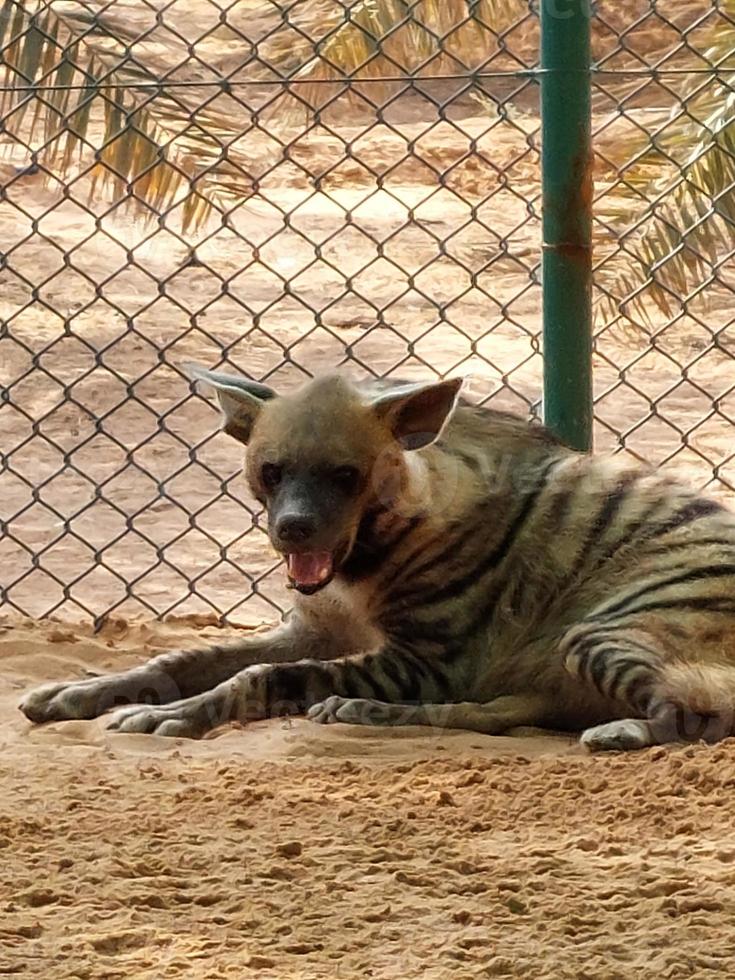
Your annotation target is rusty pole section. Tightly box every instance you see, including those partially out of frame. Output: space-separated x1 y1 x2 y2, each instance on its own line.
540 0 593 452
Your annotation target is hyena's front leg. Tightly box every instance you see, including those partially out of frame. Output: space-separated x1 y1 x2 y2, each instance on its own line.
307 693 549 732
104 646 448 738
104 658 343 738
19 619 330 726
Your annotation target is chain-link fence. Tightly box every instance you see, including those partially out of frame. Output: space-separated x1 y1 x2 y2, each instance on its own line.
1 0 733 623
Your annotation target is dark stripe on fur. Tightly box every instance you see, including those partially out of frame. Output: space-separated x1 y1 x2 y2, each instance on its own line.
386 520 481 594
608 657 658 703
599 595 735 621
641 536 735 558
545 487 576 535
585 475 642 560
588 649 610 693
379 654 412 698
340 512 424 583
596 563 735 619
543 472 642 606
345 659 390 702
398 648 451 700
398 458 561 607
595 497 665 564
650 498 725 536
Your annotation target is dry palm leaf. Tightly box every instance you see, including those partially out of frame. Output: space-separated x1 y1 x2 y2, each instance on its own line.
595 1 735 327
0 0 524 229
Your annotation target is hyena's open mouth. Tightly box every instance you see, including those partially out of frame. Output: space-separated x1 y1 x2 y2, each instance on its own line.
285 551 336 595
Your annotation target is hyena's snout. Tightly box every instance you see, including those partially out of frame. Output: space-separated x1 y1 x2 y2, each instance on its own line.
269 484 337 554
275 513 317 546
268 483 354 595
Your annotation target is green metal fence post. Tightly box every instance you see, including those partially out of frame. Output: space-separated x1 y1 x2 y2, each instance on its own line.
540 0 593 452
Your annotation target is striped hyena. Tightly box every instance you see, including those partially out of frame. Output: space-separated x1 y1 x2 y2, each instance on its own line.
20 366 735 751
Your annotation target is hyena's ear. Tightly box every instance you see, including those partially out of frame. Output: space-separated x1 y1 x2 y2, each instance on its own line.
184 363 277 444
372 377 464 450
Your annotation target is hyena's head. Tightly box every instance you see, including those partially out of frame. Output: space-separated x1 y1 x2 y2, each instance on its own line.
187 365 462 595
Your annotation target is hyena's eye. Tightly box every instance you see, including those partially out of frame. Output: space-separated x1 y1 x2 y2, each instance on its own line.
332 466 361 494
261 463 283 492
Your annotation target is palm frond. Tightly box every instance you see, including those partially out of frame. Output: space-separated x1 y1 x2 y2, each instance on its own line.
292 0 531 108
596 3 735 327
0 1 226 229
0 0 525 229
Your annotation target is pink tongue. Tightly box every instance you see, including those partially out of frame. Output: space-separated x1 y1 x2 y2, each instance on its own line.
287 552 334 586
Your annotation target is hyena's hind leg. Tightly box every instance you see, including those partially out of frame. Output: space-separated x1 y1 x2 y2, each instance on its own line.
561 623 665 751
561 622 735 751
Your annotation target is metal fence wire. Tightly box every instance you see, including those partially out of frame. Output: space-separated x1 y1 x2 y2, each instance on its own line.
1 0 734 623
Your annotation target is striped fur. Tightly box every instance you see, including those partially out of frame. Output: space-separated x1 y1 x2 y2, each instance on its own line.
20 373 735 752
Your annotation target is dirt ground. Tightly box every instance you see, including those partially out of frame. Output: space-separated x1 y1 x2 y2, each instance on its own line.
3 614 735 980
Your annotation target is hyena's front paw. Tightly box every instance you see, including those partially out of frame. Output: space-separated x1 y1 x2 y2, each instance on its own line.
20 666 185 726
20 677 115 724
307 695 405 726
107 692 227 739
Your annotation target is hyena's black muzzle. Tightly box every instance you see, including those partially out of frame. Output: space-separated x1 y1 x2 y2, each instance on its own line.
268 469 360 594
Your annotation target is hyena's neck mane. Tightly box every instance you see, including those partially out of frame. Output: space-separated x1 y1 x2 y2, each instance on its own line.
444 400 568 456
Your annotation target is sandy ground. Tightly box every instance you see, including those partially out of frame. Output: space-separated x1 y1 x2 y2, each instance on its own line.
3 615 735 979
